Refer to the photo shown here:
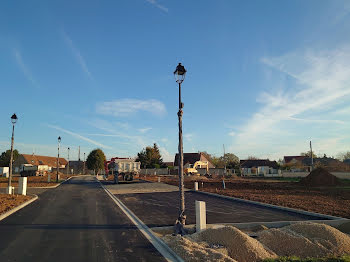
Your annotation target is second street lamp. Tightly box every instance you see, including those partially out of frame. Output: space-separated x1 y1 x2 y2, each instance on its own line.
8 113 18 194
56 136 61 182
174 63 187 235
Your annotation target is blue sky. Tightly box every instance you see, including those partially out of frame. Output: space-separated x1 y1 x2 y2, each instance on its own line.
1 0 350 162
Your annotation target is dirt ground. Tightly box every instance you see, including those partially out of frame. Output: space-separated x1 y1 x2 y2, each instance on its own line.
142 175 350 219
0 194 33 215
0 173 72 188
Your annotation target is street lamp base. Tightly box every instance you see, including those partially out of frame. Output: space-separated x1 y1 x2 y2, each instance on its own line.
173 213 187 236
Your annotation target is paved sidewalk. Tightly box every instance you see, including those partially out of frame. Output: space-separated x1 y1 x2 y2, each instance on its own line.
0 176 166 262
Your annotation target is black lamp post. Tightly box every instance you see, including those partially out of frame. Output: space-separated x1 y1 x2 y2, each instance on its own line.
174 63 187 234
56 136 61 182
67 147 70 175
8 113 18 194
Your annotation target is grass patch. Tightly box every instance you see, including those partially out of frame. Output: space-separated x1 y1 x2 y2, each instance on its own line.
263 255 350 262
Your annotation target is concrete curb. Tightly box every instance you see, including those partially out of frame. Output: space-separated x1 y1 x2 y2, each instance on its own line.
0 194 38 222
98 179 184 262
193 190 342 220
10 175 86 189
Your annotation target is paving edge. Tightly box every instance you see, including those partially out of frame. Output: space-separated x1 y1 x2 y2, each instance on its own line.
0 194 38 221
193 190 343 220
11 175 87 189
97 179 184 262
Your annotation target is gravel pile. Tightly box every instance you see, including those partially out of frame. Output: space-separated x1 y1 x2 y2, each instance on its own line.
258 222 350 258
190 226 277 262
163 234 236 262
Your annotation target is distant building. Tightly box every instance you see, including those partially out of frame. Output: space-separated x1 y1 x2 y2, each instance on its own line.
13 154 67 173
283 156 307 164
174 152 215 169
240 159 279 176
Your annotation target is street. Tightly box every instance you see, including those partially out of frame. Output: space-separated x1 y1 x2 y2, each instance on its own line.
0 176 166 262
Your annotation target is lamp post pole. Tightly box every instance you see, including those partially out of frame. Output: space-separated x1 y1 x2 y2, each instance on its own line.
8 114 18 194
83 152 86 175
56 136 61 182
67 147 70 175
174 63 187 232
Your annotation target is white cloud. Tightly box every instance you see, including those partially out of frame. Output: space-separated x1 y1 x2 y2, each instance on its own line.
96 99 166 117
47 124 112 149
184 133 194 142
138 127 152 133
62 30 93 79
231 46 350 159
145 0 168 12
13 49 39 88
228 131 235 137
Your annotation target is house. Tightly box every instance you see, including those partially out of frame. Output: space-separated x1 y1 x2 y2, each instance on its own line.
0 167 9 178
240 159 279 176
13 154 68 173
283 156 307 164
174 152 215 169
283 155 309 172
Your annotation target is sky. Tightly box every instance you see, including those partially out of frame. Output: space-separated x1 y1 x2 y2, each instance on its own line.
1 0 350 162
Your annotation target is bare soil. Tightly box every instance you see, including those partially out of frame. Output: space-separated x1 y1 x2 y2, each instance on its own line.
0 173 72 188
0 193 33 215
143 175 350 218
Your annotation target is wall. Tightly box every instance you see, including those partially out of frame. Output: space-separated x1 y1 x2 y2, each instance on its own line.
139 168 170 175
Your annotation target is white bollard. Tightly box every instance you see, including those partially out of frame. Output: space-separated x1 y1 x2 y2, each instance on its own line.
6 186 14 194
18 177 27 195
48 174 51 182
194 182 198 191
158 177 161 183
195 200 206 232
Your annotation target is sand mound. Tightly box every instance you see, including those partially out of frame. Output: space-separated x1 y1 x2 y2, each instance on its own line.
163 234 236 262
190 226 276 262
299 167 339 187
258 222 350 258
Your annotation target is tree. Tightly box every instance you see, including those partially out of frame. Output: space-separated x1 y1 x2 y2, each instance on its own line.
300 151 317 158
86 149 106 174
212 153 240 169
0 149 19 167
337 151 350 161
247 156 258 160
136 143 164 168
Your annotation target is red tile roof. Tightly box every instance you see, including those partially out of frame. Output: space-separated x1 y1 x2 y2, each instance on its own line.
21 154 67 167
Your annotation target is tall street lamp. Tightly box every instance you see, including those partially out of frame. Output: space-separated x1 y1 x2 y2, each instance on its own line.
67 147 70 175
83 152 86 175
56 136 61 182
174 63 187 234
8 113 18 194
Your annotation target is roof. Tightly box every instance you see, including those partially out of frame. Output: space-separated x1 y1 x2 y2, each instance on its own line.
21 154 67 167
174 152 214 167
283 156 307 163
164 162 174 167
240 159 279 169
302 157 339 166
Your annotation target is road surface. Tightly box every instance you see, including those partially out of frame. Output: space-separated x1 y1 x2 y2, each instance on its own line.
0 176 166 262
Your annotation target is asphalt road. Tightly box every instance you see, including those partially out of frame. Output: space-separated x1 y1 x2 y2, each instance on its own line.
0 176 166 262
114 182 325 227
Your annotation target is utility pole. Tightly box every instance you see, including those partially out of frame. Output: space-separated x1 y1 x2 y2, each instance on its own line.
310 141 313 171
223 144 226 176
